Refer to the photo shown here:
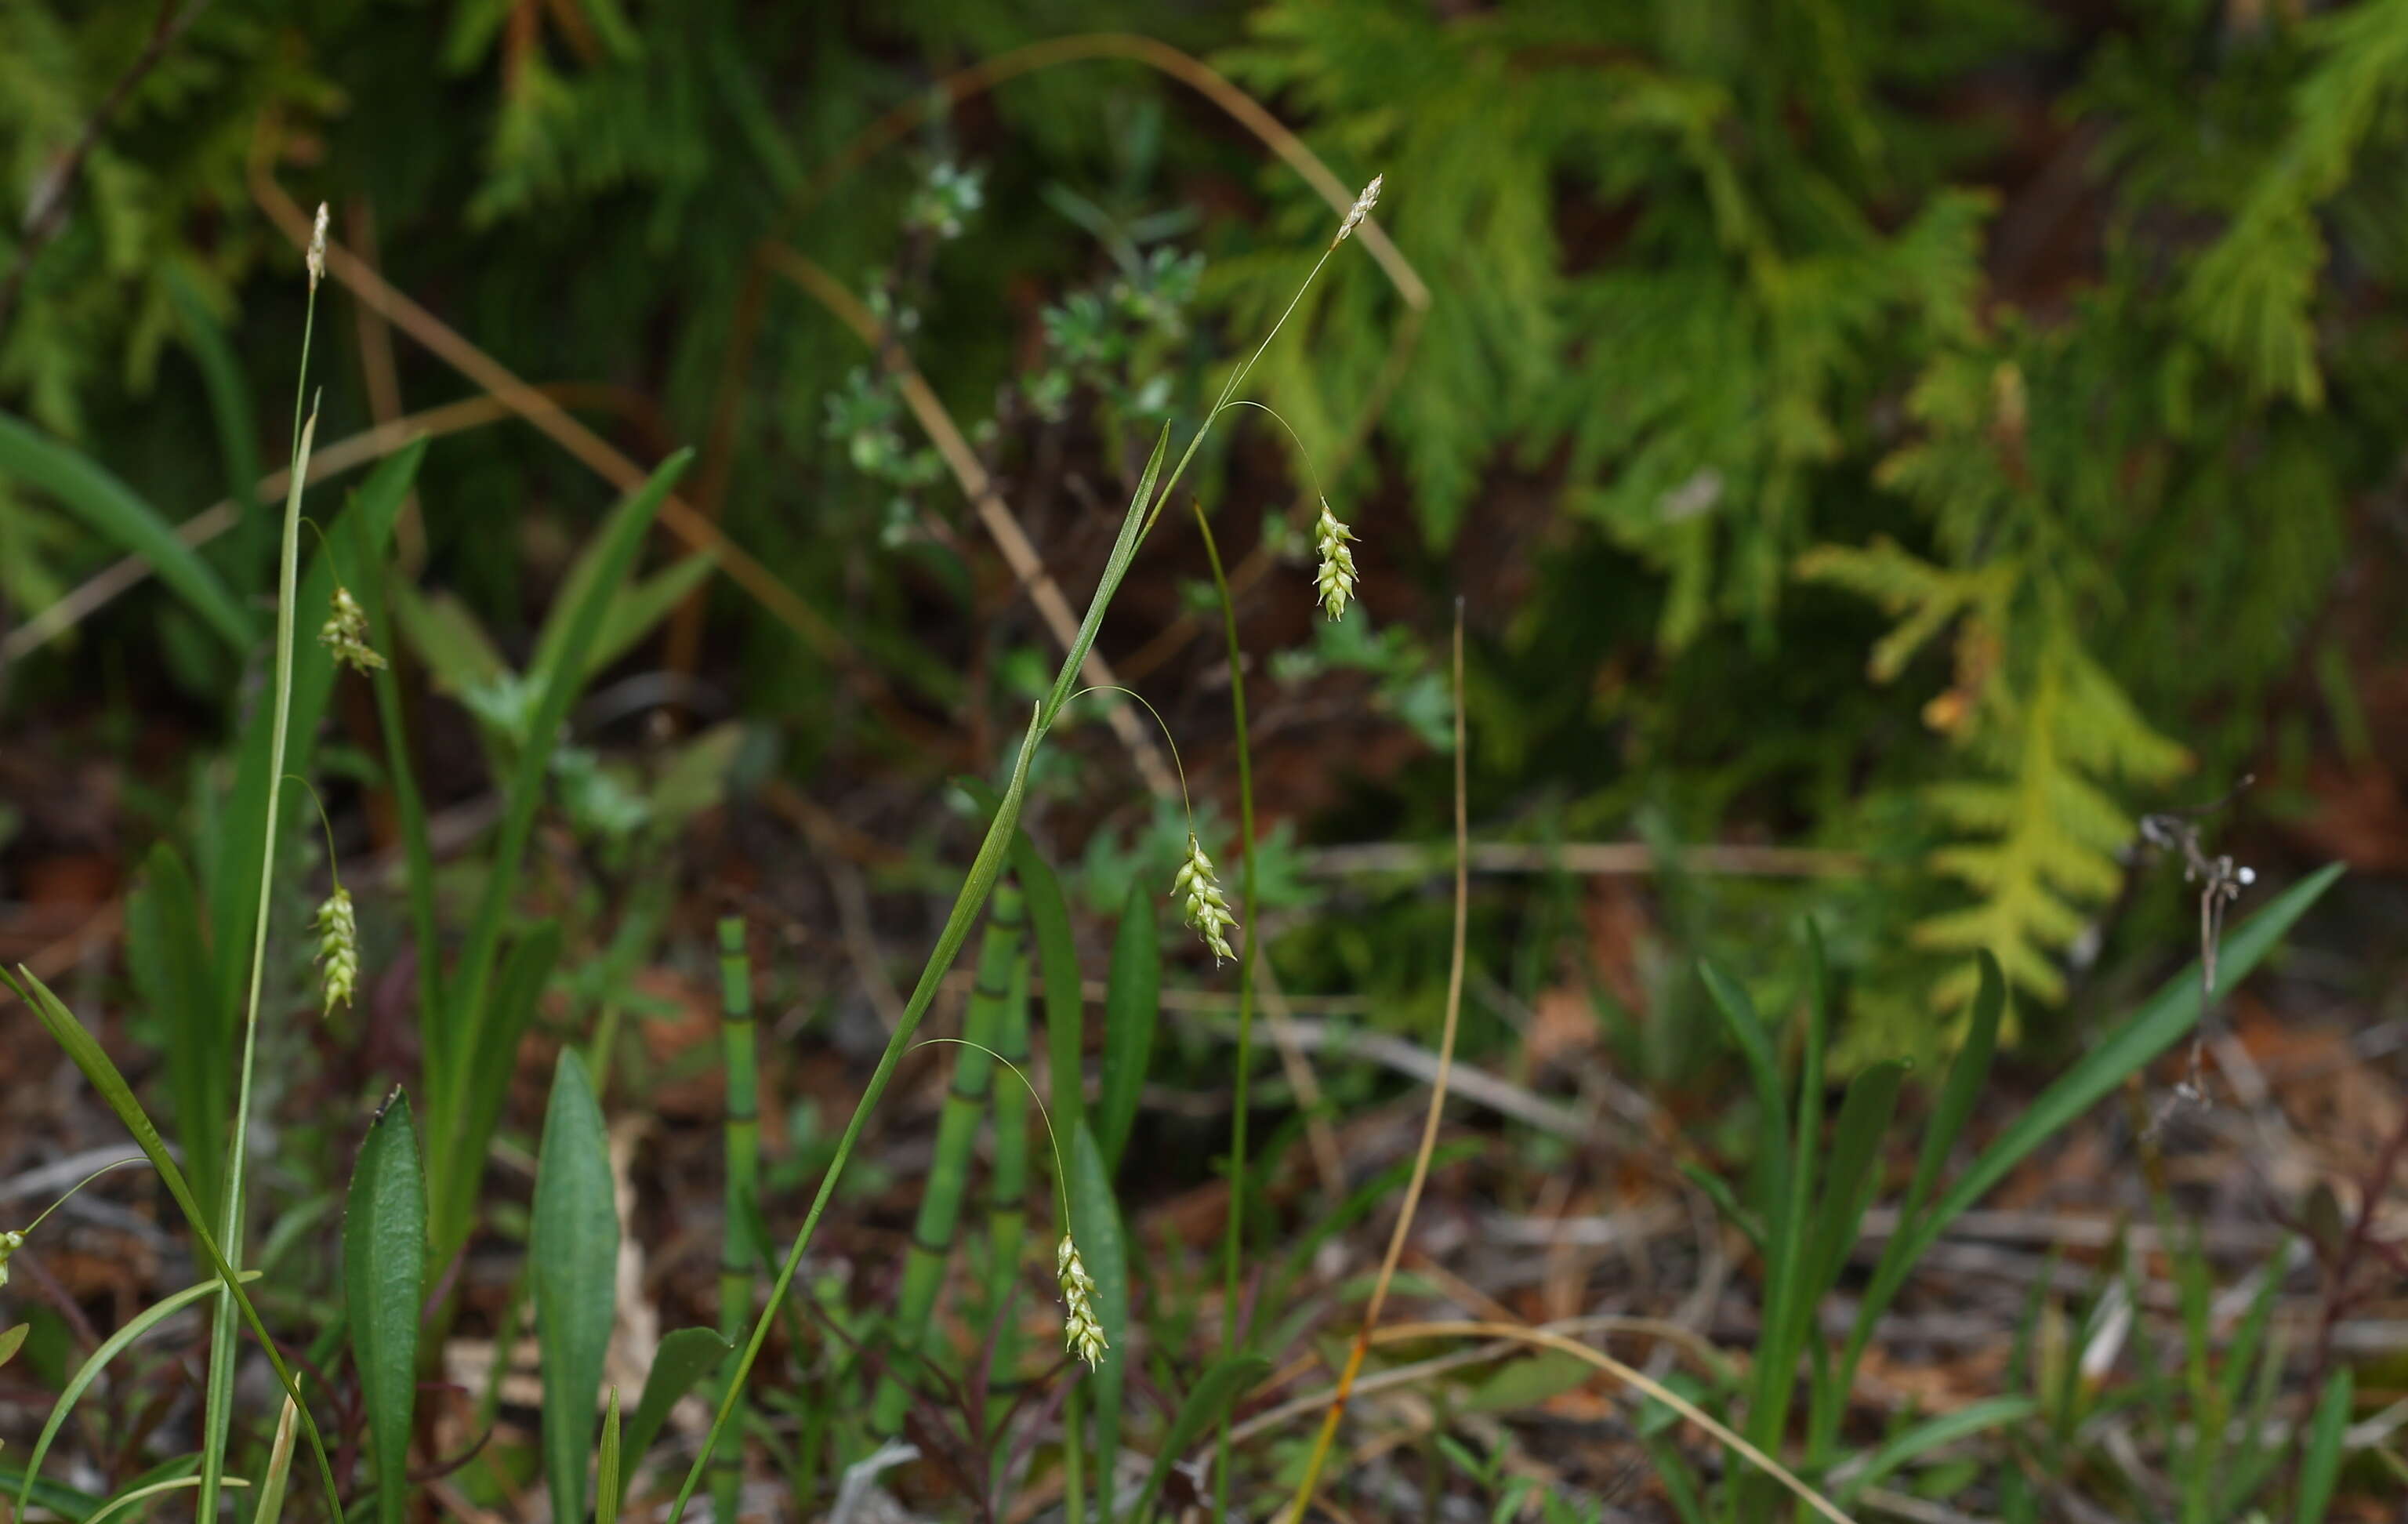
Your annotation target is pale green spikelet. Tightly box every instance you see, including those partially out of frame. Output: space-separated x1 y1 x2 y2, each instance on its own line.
1173 832 1238 964
1333 172 1384 248
314 886 359 1013
306 202 328 288
0 1228 21 1290
1057 1235 1108 1369
319 586 385 674
1312 499 1358 620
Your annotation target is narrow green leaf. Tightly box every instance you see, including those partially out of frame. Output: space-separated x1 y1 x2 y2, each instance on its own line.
2295 1367 2351 1524
585 553 715 679
1070 1122 1130 1520
13 1275 240 1518
1010 835 1086 1141
450 453 689 1138
0 1460 103 1522
527 478 700 691
1041 424 1169 727
83 1474 248 1524
532 1050 621 1524
162 269 267 577
1843 951 2007 1390
1895 864 2343 1272
433 921 561 1261
622 1328 734 1487
3 967 345 1516
0 410 251 650
1803 1060 1909 1302
344 1094 426 1524
1833 1396 2037 1504
391 582 510 699
596 1388 622 1524
124 843 224 1217
1130 1353 1273 1524
1096 884 1159 1173
1678 1160 1766 1256
1698 960 1790 1203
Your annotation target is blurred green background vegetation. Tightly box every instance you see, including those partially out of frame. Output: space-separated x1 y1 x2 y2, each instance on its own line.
2 0 2399 1080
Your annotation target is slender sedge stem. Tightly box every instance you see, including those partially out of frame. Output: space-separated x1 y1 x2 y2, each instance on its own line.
201 261 321 1524
1144 246 1337 539
1193 504 1260 1515
715 917 758 1524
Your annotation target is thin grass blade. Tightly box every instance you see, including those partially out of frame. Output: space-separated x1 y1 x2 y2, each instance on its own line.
1070 1120 1130 1519
1130 1353 1273 1524
597 1388 622 1524
2294 1368 2351 1524
13 1275 243 1517
3 967 345 1515
0 411 251 651
1895 863 2343 1272
1833 1396 2036 1505
1096 884 1159 1173
713 917 757 1524
1010 836 1086 1141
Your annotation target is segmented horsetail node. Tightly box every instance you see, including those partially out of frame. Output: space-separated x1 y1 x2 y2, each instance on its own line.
314 886 358 1013
1313 499 1358 619
319 586 384 673
1334 172 1384 247
307 202 328 287
1174 831 1238 964
1057 1235 1108 1369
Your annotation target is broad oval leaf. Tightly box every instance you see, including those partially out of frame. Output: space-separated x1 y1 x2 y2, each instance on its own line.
344 1092 426 1524
532 1050 621 1524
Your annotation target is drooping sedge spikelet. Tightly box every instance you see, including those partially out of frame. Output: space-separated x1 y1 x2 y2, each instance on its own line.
314 886 359 1013
319 586 385 673
1057 1235 1108 1369
0 1228 21 1290
1173 832 1238 964
1334 173 1384 247
1313 499 1358 620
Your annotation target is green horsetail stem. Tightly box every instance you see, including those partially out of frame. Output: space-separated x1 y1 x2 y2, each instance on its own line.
985 948 1034 1402
714 918 758 1524
871 886 1024 1435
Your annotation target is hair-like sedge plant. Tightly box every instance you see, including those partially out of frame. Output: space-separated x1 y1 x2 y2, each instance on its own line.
663 177 1387 1524
713 916 757 1524
872 884 1025 1434
199 201 329 1524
